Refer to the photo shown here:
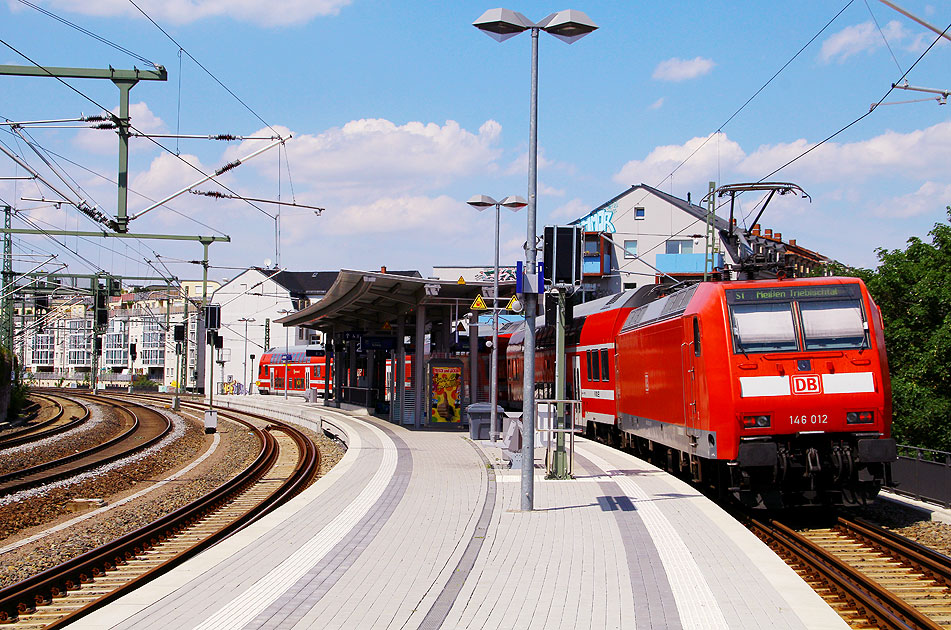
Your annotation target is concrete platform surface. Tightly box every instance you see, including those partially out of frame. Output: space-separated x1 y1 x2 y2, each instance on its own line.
74 397 847 629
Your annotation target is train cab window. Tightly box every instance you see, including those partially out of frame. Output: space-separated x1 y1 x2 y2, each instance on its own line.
799 300 867 350
693 317 701 356
730 302 798 353
600 349 610 381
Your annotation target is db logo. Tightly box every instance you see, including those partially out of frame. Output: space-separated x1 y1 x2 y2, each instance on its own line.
791 374 822 395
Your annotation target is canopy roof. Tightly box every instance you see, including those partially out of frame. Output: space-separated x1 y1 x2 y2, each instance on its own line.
275 269 513 332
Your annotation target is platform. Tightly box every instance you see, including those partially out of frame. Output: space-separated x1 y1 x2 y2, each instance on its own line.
75 397 847 629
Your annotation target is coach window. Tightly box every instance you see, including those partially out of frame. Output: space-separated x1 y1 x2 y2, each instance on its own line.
591 350 601 381
799 299 867 350
600 349 610 381
693 317 702 356
730 302 798 353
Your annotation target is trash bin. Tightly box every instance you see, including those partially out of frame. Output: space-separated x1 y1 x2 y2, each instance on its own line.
466 403 503 441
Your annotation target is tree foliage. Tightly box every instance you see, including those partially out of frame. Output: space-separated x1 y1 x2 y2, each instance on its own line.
851 208 951 451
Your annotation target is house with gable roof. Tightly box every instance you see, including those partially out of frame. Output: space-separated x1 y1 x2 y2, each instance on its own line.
570 183 828 299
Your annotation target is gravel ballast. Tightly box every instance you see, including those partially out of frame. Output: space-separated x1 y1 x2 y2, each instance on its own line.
0 401 344 589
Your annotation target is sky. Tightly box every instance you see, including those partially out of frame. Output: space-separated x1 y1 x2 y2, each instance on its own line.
2 0 950 287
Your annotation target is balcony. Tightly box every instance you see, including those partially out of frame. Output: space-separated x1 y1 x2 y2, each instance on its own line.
655 253 723 274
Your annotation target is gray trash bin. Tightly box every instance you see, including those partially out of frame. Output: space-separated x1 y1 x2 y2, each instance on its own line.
466 403 503 441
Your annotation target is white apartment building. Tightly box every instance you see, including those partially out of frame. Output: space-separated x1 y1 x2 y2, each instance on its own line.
18 281 218 391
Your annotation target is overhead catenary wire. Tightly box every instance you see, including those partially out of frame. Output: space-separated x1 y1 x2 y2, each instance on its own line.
0 37 280 226
610 0 857 231
759 19 951 182
15 0 159 69
127 0 282 140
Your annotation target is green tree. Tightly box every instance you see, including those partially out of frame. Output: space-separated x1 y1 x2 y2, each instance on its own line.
856 208 951 450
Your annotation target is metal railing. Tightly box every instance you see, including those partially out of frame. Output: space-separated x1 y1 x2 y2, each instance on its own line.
535 398 582 478
888 444 951 508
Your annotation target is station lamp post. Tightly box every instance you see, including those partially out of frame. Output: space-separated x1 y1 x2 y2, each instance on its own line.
238 317 255 395
473 8 597 511
277 309 292 399
467 194 527 443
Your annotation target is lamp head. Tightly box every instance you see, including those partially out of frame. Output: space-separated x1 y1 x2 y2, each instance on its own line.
537 9 598 44
467 194 498 211
473 8 533 42
500 195 528 211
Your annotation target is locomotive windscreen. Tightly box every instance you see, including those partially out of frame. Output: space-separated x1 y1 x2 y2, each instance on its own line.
800 300 867 350
730 303 798 353
727 282 867 354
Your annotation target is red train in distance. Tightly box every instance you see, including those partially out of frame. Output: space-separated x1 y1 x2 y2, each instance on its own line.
255 344 414 401
256 345 332 396
506 276 896 508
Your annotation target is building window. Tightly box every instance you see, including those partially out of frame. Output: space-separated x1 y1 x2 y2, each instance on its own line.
634 207 645 220
623 240 638 258
665 239 693 255
623 282 637 290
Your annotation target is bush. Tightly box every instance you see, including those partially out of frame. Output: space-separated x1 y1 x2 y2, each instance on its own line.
9 380 30 420
132 375 159 391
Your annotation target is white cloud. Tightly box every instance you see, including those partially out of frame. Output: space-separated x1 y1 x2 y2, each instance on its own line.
651 57 715 82
308 195 466 237
539 183 565 197
74 101 165 155
649 97 664 110
33 0 350 27
873 181 951 218
819 20 908 63
614 122 951 193
548 198 589 222
505 147 575 177
234 119 502 201
613 132 744 191
740 121 951 182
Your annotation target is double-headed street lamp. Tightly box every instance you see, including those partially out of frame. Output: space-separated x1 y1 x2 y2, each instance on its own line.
474 8 597 511
467 194 527 444
277 309 292 399
238 317 255 395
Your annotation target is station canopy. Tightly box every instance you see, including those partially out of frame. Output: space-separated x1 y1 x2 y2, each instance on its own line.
274 269 513 332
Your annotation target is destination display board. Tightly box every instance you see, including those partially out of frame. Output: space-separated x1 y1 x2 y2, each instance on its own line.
726 283 861 304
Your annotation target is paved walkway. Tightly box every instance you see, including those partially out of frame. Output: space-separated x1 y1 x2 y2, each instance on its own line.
75 398 847 629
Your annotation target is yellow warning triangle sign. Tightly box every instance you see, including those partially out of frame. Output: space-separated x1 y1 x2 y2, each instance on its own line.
471 295 488 310
506 295 522 312
381 321 392 331
457 276 466 284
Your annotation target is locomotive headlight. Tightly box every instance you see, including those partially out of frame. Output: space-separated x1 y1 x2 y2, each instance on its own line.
742 415 771 428
846 411 874 424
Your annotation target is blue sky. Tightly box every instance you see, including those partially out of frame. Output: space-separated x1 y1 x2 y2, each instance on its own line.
2 0 950 285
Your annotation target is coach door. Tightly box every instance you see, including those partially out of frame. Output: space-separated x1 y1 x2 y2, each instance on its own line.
572 354 582 431
682 317 700 443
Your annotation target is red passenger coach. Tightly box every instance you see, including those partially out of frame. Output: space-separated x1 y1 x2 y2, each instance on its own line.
615 277 895 507
256 345 332 396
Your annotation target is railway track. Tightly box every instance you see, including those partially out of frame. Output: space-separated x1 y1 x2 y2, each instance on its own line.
0 395 170 497
747 514 951 629
0 394 89 451
0 394 318 628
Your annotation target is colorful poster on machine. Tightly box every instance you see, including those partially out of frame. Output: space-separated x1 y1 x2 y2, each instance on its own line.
430 361 463 423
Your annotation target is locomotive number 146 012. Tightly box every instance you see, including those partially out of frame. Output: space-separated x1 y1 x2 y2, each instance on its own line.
789 414 828 425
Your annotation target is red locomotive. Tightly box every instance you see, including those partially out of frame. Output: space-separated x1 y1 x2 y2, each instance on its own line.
506 276 895 508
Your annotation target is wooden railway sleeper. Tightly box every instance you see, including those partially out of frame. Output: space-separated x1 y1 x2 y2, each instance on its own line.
769 520 945 630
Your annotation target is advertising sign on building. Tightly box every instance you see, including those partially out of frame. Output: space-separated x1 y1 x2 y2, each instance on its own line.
429 360 463 423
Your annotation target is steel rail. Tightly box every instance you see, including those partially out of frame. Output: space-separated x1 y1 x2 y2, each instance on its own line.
0 412 278 624
0 396 171 495
838 515 951 588
749 517 944 630
0 394 89 449
0 394 320 626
